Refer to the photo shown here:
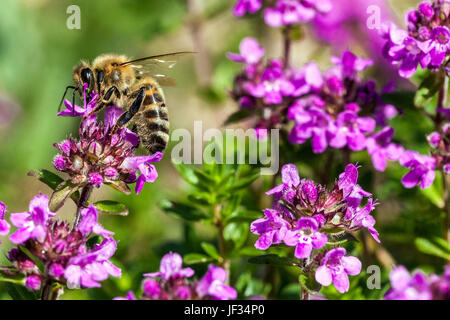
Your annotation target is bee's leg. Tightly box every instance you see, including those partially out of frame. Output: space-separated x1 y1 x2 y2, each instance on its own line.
87 86 121 116
58 85 77 112
113 87 146 131
72 88 78 116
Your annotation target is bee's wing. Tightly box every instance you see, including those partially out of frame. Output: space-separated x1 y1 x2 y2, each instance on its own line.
120 52 196 87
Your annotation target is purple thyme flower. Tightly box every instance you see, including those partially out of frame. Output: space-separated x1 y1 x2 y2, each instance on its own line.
78 205 114 238
399 151 437 189
0 201 11 241
366 126 405 172
264 0 332 27
9 194 55 244
64 237 121 289
311 0 400 79
429 265 450 300
196 264 238 300
344 198 380 243
117 252 237 300
287 51 400 156
283 217 328 259
143 252 194 281
418 26 450 68
328 104 376 152
114 291 138 300
245 60 295 104
315 247 362 293
384 265 433 300
250 208 290 250
25 275 42 291
227 37 265 65
233 0 262 17
2 195 119 292
382 0 450 77
253 163 380 271
331 51 374 79
288 102 331 154
54 100 162 195
121 152 162 194
142 278 161 299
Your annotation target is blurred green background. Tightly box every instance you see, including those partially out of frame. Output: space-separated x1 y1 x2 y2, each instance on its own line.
0 0 445 300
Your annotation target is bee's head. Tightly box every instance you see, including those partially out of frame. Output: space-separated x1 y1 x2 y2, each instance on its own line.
73 61 95 96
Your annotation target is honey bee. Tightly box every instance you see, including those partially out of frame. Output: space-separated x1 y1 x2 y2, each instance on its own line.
59 52 195 154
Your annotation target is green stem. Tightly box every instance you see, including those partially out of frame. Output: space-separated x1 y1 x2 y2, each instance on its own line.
73 185 93 229
40 280 54 300
442 170 449 249
213 203 230 284
282 26 292 69
436 76 449 253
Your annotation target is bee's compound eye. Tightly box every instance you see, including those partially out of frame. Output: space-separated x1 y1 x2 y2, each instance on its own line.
81 68 93 85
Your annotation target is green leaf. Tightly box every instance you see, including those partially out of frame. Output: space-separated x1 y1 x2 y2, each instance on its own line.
327 232 359 245
226 172 260 192
222 194 242 218
238 247 266 257
0 273 26 286
248 254 301 267
107 180 131 195
223 222 249 250
4 283 38 300
28 169 80 202
187 193 213 206
193 168 217 189
299 272 321 294
226 209 263 223
183 253 213 265
223 109 252 126
381 92 415 110
18 246 44 274
415 237 450 260
160 199 210 221
414 71 445 107
420 176 444 208
200 242 220 260
172 162 199 187
49 181 80 212
94 200 129 216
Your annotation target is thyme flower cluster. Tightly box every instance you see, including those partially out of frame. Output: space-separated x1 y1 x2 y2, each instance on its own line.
250 163 378 293
115 252 237 300
0 196 120 291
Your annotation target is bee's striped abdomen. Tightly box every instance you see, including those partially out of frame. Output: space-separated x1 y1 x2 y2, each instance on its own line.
135 82 170 155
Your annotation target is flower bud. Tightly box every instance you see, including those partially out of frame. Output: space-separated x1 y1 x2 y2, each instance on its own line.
25 275 41 291
49 263 65 278
175 285 191 299
427 132 441 148
418 2 434 18
142 278 160 299
88 173 104 188
301 181 318 203
52 155 67 171
53 239 67 254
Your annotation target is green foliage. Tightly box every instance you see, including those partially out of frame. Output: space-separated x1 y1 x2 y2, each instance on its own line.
94 200 129 216
28 169 80 203
162 150 261 271
248 254 301 267
414 71 445 108
415 237 450 260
